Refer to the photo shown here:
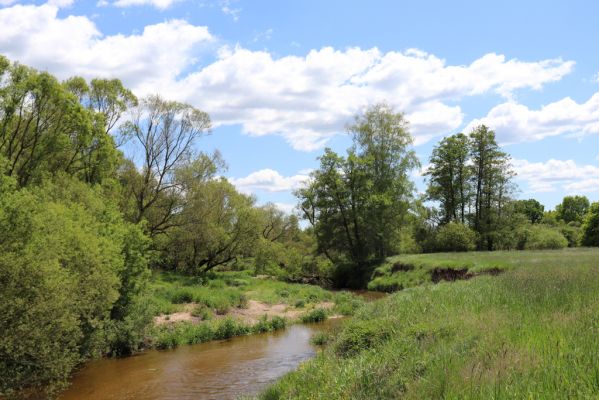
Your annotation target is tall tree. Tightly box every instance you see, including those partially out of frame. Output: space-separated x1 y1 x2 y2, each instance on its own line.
297 104 418 271
425 133 470 224
469 125 514 250
0 58 120 186
121 95 211 236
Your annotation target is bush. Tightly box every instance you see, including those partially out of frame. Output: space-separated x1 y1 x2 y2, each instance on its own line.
333 320 394 357
582 202 599 246
310 332 331 346
432 223 477 252
301 308 327 323
524 225 568 250
0 177 150 396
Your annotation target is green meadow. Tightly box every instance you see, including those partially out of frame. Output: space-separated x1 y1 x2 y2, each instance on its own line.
260 248 599 399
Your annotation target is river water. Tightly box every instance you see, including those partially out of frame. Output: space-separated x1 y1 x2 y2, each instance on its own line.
59 319 342 400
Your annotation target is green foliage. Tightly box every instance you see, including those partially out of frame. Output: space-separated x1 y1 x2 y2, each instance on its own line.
0 59 122 186
0 176 150 396
297 104 419 281
556 195 590 224
522 225 568 250
261 249 599 399
424 127 514 251
167 178 260 274
431 222 477 252
513 199 545 224
310 332 331 346
152 316 287 350
301 308 328 323
581 202 599 246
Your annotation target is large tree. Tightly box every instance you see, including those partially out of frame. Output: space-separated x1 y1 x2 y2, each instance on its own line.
425 125 515 250
0 57 121 186
425 133 470 224
556 195 590 224
121 95 211 236
469 125 514 250
297 104 418 271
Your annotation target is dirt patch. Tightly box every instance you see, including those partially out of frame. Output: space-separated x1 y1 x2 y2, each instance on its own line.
391 262 414 273
154 300 335 326
229 300 303 324
430 267 504 283
154 303 199 326
430 268 473 283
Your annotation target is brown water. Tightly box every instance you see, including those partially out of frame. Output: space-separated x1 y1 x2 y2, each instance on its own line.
59 320 342 400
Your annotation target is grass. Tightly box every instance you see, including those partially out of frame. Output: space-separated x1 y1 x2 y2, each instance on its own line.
366 249 584 292
152 316 287 349
259 248 599 399
146 269 364 349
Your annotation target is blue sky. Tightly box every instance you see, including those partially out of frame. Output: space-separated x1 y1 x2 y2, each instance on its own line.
2 0 599 213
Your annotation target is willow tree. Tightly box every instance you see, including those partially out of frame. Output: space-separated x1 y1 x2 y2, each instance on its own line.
297 104 419 275
121 95 211 236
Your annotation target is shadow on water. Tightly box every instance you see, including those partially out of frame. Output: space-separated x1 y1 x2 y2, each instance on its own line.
59 319 342 400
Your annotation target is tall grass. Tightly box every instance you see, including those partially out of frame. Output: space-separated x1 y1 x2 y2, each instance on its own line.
260 248 599 399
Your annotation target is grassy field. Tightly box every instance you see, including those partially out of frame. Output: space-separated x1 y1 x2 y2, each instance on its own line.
147 270 363 348
260 248 599 399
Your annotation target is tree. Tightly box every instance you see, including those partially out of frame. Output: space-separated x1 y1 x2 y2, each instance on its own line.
425 133 470 224
297 104 418 274
469 125 514 250
513 199 544 224
167 178 259 274
581 202 599 246
121 95 211 236
0 59 120 186
556 195 590 224
0 174 149 397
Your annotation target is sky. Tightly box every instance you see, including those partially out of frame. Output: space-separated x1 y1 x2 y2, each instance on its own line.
1 0 599 214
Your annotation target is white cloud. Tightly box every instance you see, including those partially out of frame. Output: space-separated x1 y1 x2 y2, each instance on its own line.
230 169 310 194
167 47 573 150
98 0 182 9
465 93 599 144
0 2 212 89
220 0 240 21
513 158 599 193
0 2 577 151
272 202 296 215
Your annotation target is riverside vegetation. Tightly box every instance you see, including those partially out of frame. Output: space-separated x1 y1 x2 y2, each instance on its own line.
260 248 599 399
2 54 599 399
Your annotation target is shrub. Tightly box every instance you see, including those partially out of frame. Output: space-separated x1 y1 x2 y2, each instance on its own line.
432 223 477 252
333 320 394 357
524 225 568 250
301 308 327 323
582 202 599 246
310 332 331 346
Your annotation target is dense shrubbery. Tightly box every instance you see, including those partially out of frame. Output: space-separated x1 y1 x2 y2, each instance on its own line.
0 175 149 397
430 222 477 252
521 225 568 250
582 202 599 246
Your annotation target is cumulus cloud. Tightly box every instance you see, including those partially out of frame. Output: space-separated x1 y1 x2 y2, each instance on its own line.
465 94 599 144
166 47 573 150
229 169 310 194
0 2 577 151
513 158 599 193
0 2 212 88
98 0 182 9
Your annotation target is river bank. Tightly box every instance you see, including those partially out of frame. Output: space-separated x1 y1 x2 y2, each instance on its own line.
146 270 364 349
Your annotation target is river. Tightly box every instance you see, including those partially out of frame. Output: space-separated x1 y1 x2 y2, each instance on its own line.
59 319 342 400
